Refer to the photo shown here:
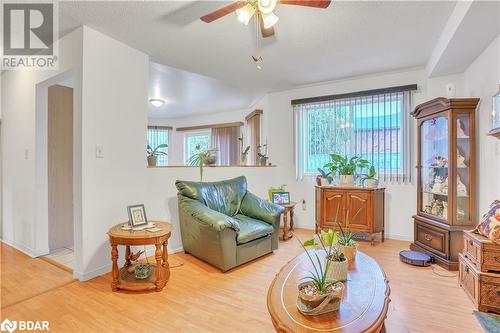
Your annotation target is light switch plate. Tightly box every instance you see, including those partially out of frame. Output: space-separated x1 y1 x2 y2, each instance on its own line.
95 144 104 158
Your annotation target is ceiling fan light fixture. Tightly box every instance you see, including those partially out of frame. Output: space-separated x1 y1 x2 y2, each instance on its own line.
236 4 256 25
257 0 277 14
149 98 165 107
252 55 263 70
261 12 279 29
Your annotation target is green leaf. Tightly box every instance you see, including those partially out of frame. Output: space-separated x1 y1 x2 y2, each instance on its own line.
303 239 317 247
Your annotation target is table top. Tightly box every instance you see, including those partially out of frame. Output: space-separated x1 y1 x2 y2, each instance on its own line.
267 250 390 333
279 202 297 209
107 221 171 240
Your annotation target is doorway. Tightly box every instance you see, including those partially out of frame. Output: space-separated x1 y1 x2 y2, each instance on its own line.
42 84 74 271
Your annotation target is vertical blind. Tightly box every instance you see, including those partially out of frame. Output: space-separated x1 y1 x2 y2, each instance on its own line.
147 126 169 166
293 87 414 183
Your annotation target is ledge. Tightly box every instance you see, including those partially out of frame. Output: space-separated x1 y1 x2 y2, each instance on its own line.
148 165 277 168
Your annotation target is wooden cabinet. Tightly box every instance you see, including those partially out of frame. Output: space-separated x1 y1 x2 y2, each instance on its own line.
410 98 479 270
315 187 385 245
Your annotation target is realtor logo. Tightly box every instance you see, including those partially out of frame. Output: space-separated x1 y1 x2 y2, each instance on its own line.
0 319 17 333
1 1 58 69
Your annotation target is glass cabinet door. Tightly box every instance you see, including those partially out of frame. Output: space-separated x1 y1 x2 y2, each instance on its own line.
456 113 472 222
420 116 449 220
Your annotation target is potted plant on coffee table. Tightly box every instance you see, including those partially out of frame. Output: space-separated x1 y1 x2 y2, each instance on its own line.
147 143 168 167
336 223 359 261
295 235 344 315
323 154 369 186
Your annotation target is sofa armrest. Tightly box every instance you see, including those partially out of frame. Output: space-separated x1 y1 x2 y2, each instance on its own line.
178 195 240 232
240 192 285 225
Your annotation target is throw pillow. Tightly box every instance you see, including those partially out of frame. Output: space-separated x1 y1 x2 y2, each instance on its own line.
475 200 500 244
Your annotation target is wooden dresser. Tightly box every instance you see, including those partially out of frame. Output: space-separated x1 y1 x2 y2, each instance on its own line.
458 230 500 314
315 186 385 245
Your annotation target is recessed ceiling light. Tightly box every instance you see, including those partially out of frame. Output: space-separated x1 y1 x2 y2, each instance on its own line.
149 98 165 107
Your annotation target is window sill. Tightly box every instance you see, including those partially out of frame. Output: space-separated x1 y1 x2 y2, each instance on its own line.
147 165 277 168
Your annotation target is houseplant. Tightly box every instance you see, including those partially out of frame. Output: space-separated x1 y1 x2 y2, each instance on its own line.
323 154 369 186
257 144 268 166
296 234 344 314
336 223 359 261
362 165 378 188
238 135 250 165
187 145 217 181
147 143 168 167
303 227 348 282
317 168 333 186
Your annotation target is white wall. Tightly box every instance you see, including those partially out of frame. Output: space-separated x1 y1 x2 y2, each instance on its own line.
1 28 83 257
463 34 500 216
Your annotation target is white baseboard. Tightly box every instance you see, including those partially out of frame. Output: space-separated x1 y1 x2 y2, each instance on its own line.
74 246 184 282
1 238 37 257
384 233 413 241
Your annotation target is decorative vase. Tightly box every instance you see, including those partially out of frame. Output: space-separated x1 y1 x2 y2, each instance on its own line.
339 175 354 186
340 244 358 261
147 155 157 167
240 155 247 166
206 155 216 165
134 263 152 279
364 178 378 188
320 177 330 186
325 257 348 281
297 281 344 315
259 156 268 166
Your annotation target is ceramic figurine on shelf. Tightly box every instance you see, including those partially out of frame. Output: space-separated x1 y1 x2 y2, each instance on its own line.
431 176 445 194
431 200 444 217
442 202 448 219
457 176 468 197
441 177 449 195
457 149 467 168
431 156 448 168
457 119 469 139
424 203 433 214
457 209 466 220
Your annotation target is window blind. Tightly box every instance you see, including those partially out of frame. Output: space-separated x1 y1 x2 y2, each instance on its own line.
293 86 415 183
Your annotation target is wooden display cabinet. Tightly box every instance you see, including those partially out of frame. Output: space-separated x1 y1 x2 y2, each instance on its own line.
410 98 479 270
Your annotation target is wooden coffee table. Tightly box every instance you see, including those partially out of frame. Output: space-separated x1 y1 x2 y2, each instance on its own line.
267 250 390 333
107 221 171 292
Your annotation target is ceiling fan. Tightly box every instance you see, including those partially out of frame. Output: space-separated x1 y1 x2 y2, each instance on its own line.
200 0 332 38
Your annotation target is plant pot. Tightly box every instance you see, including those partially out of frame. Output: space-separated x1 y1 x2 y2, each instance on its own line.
205 155 216 165
364 178 379 188
320 177 330 186
325 257 348 281
134 263 152 279
340 243 358 261
339 175 354 186
297 281 344 315
259 156 268 166
147 155 157 167
240 155 247 166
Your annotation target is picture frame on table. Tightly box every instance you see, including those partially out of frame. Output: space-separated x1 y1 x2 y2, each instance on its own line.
272 192 290 205
127 204 148 227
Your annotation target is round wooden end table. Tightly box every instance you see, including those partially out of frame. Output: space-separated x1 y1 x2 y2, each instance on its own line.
107 221 171 292
267 251 390 333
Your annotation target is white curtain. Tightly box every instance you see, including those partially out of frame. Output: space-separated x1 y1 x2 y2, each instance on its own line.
211 126 241 165
294 90 412 183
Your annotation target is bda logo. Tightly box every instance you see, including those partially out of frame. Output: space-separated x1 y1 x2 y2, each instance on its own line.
0 319 17 333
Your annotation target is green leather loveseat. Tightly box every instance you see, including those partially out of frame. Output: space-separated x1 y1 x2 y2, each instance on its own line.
176 176 285 272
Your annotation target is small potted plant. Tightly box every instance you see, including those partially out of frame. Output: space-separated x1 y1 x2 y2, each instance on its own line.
336 224 358 261
187 145 217 181
317 168 333 186
296 235 344 314
303 229 348 282
362 165 378 188
257 144 268 166
147 143 168 167
238 135 250 166
323 154 369 186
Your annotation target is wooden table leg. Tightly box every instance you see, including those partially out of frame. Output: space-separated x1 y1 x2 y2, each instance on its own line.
289 208 295 233
282 212 289 241
162 240 169 268
155 243 163 291
381 230 385 243
125 245 131 266
111 244 119 291
371 233 375 246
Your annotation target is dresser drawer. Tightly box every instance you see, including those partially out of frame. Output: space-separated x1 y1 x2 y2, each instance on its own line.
463 230 500 272
480 277 500 308
415 222 448 258
483 251 500 272
459 254 478 305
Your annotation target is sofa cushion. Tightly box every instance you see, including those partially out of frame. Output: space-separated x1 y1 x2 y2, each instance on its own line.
175 176 247 216
234 214 274 245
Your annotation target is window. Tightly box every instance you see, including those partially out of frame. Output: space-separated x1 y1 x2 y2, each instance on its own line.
147 126 170 166
294 87 414 182
184 130 211 164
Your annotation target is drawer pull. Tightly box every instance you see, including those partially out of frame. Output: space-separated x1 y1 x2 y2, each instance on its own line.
424 234 433 241
494 256 500 263
465 266 469 273
469 240 473 246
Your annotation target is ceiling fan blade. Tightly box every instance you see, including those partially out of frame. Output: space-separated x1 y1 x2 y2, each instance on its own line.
279 0 331 8
200 1 246 23
259 14 275 38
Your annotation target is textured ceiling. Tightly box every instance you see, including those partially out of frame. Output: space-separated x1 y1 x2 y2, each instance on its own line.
59 1 456 117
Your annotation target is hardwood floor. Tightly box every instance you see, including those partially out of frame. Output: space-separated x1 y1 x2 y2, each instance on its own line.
1 230 482 332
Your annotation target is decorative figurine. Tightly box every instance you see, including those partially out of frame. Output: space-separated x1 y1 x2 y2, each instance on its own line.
457 209 466 220
430 200 444 217
457 149 467 168
431 156 448 168
442 202 448 219
441 177 449 195
457 176 468 197
431 176 445 194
